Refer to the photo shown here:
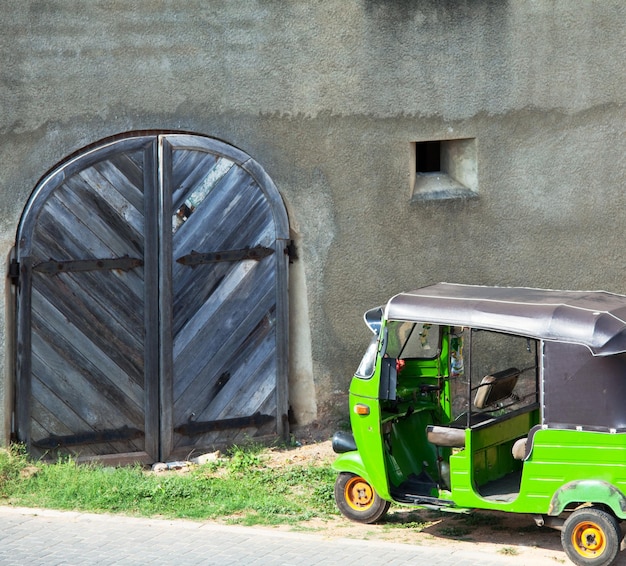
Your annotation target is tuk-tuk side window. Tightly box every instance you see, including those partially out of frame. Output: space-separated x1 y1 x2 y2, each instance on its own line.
385 321 440 360
469 331 539 418
355 333 379 378
451 329 539 422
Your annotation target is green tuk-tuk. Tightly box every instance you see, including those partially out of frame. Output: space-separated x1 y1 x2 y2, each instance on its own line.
332 283 626 566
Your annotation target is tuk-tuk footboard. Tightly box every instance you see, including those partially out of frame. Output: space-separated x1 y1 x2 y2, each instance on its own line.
477 470 522 502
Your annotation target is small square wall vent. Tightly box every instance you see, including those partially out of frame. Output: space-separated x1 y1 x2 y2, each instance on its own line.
411 138 478 201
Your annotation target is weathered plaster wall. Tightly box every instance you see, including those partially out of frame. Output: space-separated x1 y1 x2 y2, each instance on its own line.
1 0 625 434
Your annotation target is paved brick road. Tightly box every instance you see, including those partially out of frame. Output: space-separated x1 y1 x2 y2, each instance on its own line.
0 505 594 565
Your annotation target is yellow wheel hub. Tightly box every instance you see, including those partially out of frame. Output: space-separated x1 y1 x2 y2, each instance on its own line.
344 476 374 511
572 521 607 557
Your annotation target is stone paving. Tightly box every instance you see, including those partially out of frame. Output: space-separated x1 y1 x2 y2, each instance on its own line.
0 505 589 566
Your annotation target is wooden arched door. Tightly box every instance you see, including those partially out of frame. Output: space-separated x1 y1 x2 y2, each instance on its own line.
15 133 289 463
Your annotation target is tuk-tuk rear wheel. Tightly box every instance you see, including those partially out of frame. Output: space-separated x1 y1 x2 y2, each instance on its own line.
561 507 622 566
334 472 390 524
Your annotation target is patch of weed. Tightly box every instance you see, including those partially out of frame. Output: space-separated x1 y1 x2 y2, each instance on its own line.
224 443 265 472
0 444 31 497
1 443 338 527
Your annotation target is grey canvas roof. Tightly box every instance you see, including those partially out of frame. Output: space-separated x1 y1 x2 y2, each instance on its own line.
385 283 626 356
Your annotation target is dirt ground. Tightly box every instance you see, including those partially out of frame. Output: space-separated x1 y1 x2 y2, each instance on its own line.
253 431 571 565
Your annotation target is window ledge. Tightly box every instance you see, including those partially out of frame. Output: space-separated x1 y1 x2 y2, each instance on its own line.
411 173 478 202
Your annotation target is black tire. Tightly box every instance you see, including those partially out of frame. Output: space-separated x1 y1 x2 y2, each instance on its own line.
334 472 390 524
561 507 622 566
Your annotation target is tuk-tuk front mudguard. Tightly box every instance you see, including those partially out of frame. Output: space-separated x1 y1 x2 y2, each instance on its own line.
332 451 370 482
332 451 392 501
548 480 626 519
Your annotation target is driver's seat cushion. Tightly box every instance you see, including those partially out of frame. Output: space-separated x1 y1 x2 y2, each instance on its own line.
511 437 527 460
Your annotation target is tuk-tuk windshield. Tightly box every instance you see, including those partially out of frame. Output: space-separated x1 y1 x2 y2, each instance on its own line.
385 321 440 359
355 333 379 378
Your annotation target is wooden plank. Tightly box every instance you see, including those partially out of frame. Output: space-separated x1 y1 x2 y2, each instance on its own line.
31 287 144 407
172 201 273 302
30 398 73 440
17 136 152 250
142 138 161 462
92 156 145 213
170 150 220 211
31 251 144 332
173 199 273 271
60 176 144 256
173 257 274 358
196 328 276 421
30 334 142 432
157 137 175 462
164 134 250 166
77 167 145 234
172 260 276 396
172 291 277 430
30 382 140 457
15 257 33 447
31 276 144 380
171 166 257 255
31 209 145 301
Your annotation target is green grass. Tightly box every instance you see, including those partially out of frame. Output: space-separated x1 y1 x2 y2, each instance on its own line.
0 444 338 526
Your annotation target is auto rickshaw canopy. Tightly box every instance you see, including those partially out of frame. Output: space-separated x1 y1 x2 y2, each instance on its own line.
386 283 626 356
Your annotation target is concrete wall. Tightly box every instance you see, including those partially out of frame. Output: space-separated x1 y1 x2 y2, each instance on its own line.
1 0 626 435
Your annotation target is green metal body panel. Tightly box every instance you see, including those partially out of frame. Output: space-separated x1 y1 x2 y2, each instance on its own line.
331 450 369 480
341 390 393 500
449 427 626 517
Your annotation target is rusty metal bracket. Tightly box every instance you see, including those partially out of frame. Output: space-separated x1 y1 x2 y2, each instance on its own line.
174 412 274 436
285 240 298 263
176 245 274 267
34 255 143 275
9 259 20 285
32 426 144 449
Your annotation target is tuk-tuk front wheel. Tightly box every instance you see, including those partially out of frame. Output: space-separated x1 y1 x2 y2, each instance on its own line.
561 507 622 566
334 472 390 524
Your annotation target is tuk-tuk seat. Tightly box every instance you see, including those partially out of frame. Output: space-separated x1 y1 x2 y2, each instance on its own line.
511 424 542 461
426 425 466 448
511 437 527 460
474 367 520 410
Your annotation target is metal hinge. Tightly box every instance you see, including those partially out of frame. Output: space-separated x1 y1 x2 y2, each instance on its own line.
34 255 143 275
174 412 274 437
285 240 298 263
32 426 144 449
9 259 19 286
176 245 274 267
